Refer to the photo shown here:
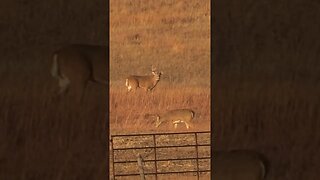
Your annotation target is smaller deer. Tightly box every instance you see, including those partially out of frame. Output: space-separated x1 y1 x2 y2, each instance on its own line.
125 65 162 92
151 109 195 129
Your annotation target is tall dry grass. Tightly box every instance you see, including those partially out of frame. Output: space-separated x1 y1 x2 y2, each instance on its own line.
110 0 210 85
110 86 211 133
110 0 211 134
109 1 211 179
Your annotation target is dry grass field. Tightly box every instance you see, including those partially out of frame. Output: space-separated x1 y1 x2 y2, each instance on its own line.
110 1 211 179
109 0 211 132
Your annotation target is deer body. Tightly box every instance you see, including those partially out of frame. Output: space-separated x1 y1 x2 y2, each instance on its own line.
155 109 195 129
51 44 107 102
125 67 162 92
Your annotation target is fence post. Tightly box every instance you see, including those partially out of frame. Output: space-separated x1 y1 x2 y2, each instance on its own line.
137 154 146 180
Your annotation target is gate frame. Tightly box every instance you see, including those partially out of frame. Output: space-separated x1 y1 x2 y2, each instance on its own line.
110 131 211 180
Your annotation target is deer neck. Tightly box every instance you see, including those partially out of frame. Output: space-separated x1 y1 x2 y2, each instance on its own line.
151 76 160 86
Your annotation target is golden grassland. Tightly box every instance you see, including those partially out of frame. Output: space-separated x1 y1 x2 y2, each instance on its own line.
109 1 211 178
109 87 211 178
109 86 211 133
110 0 210 85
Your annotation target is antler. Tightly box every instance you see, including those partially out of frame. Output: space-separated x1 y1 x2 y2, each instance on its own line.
151 65 157 72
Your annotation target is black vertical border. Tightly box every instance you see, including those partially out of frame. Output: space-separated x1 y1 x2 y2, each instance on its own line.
210 0 214 179
106 0 110 178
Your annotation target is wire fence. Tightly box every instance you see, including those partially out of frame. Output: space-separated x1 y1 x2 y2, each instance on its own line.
110 131 211 180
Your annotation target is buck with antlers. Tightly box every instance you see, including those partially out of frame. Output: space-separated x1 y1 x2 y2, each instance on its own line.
125 66 162 92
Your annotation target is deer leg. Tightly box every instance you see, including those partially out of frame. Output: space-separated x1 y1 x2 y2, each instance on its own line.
155 117 162 127
174 123 178 129
127 86 132 92
173 120 183 129
184 121 190 129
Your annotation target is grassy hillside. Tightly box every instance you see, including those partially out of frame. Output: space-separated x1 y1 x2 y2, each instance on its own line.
109 0 211 131
109 1 211 179
110 0 210 86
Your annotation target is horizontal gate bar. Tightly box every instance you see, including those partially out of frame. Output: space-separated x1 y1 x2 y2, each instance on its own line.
114 156 211 164
112 143 210 150
111 131 210 138
115 170 211 177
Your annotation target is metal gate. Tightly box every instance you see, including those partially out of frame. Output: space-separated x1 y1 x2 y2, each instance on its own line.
110 131 211 180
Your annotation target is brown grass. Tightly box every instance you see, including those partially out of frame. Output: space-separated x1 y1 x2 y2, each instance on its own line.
109 1 211 179
110 0 210 85
110 86 211 133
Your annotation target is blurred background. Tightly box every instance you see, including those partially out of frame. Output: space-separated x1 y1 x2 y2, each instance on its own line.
214 1 320 179
0 0 108 179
